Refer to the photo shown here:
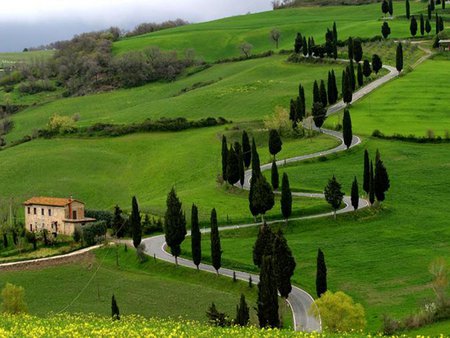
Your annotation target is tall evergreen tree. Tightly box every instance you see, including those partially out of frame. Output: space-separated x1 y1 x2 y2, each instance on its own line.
388 0 394 16
294 32 303 54
316 249 327 298
396 42 403 73
273 229 296 299
353 39 363 63
221 135 228 181
381 21 391 39
430 0 435 11
332 21 338 41
351 176 359 211
406 0 410 19
342 108 353 149
236 142 245 187
289 99 298 128
342 70 353 105
250 175 275 221
271 160 279 191
372 54 382 74
249 176 259 220
280 173 292 224
268 129 283 159
347 36 354 60
363 59 372 78
312 102 327 129
302 36 308 56
307 37 313 57
242 131 251 169
313 80 320 103
112 204 125 238
164 187 187 265
425 18 431 35
327 70 338 105
327 71 333 104
348 60 356 91
357 62 363 87
324 175 344 219
226 144 240 185
369 161 375 205
374 150 390 202
298 84 306 120
257 255 280 328
210 208 222 274
112 294 120 320
319 80 328 107
420 14 425 36
443 0 446 10
251 138 261 176
410 16 418 37
382 0 389 16
363 149 370 194
130 196 142 248
235 294 250 326
191 204 201 270
427 5 432 20
436 13 439 34
253 223 275 267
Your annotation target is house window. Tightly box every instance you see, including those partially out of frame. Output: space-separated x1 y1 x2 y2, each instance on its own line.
72 210 77 219
33 208 37 215
27 207 31 214
48 209 52 216
41 208 44 216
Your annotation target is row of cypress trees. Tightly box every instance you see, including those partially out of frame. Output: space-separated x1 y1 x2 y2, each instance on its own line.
363 149 390 205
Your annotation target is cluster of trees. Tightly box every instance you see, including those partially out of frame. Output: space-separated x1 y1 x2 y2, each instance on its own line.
409 14 444 37
206 294 250 327
220 131 251 186
124 19 189 38
293 23 338 59
381 0 394 17
363 149 390 205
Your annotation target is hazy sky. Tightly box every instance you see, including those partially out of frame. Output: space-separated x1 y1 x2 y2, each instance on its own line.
0 0 272 52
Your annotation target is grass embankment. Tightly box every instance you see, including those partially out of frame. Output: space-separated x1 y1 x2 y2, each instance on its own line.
113 2 424 62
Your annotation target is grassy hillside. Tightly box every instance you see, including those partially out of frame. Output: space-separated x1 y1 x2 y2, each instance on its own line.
113 2 424 62
0 50 53 66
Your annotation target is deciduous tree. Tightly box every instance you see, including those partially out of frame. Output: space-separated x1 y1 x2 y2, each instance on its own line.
324 175 344 219
270 28 281 49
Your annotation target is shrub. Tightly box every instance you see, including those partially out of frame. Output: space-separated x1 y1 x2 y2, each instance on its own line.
1 283 28 314
82 221 107 246
17 79 56 94
85 209 113 228
73 228 82 243
46 114 77 135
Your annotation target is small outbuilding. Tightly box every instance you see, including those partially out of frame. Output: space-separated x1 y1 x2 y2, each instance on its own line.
438 39 450 51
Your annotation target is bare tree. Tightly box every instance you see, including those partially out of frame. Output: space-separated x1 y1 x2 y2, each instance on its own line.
239 42 254 58
270 29 281 49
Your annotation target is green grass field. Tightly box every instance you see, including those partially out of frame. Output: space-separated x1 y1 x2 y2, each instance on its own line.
0 50 54 66
113 2 425 62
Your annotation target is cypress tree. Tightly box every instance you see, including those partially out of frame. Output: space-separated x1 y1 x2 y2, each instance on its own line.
353 39 363 63
443 0 445 10
406 0 410 19
221 135 228 181
342 108 353 149
313 80 320 103
435 13 439 34
294 32 303 54
226 144 240 185
381 22 391 39
299 84 306 119
351 176 359 211
249 175 259 220
253 222 275 267
236 142 245 187
112 294 120 320
271 160 279 190
113 204 125 238
302 36 308 56
348 60 356 91
242 131 251 169
235 294 250 326
342 70 353 105
130 196 142 248
330 70 338 104
307 37 313 57
316 249 327 298
369 161 375 205
372 54 382 74
382 0 389 16
319 79 327 107
430 0 435 11
164 187 187 265
251 138 261 177
427 5 431 20
273 229 296 299
333 21 338 41
312 102 327 129
439 16 444 33
357 62 363 87
374 150 390 202
257 255 280 328
268 129 282 159
210 208 222 274
251 175 275 221
327 71 333 104
191 204 201 270
324 175 344 219
280 173 292 224
347 36 354 60
420 14 425 36
388 0 393 16
425 18 431 35
396 42 403 73
333 38 338 60
363 149 370 194
363 59 372 78
410 16 418 37
289 98 297 128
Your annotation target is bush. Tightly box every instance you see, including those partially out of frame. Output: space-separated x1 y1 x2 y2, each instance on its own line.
73 228 82 243
46 114 77 135
17 79 56 94
1 283 28 314
82 221 107 246
85 209 113 228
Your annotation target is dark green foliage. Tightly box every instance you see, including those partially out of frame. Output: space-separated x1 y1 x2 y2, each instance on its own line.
226 145 240 185
374 150 390 202
130 196 142 248
324 175 344 218
357 63 363 87
25 231 37 250
436 13 439 34
382 0 389 16
351 176 359 211
333 21 338 42
410 16 418 37
353 39 363 63
298 84 306 119
347 37 354 60
369 161 375 205
251 138 261 177
249 276 253 288
210 208 222 273
420 14 425 36
248 176 259 218
363 59 372 78
307 37 313 57
428 5 432 20
313 80 320 104
388 0 393 15
253 223 275 267
343 108 353 149
206 303 230 327
430 0 435 11
425 19 431 35
273 229 296 298
250 174 275 220
73 228 82 243
85 209 113 228
302 36 308 56
348 60 356 91
443 0 445 10
381 22 391 39
271 160 279 190
342 70 353 105
236 142 245 187
312 102 327 129
257 255 280 328
235 294 250 326
294 32 303 54
242 131 251 169
363 149 370 194
3 233 8 248
112 204 126 238
289 99 298 128
406 0 410 19
438 16 444 33
316 249 327 298
319 80 327 107
191 204 201 269
82 221 107 246
164 188 187 264
372 54 383 74
396 43 403 73
280 173 292 222
221 135 228 181
328 70 338 105
112 294 120 320
268 129 282 158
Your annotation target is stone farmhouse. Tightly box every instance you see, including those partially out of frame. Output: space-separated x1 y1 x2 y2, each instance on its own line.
23 197 96 236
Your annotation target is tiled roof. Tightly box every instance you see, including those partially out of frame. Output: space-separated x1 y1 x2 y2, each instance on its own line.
23 197 83 207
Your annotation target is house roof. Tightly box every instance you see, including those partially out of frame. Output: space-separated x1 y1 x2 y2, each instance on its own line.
23 197 84 207
439 39 450 43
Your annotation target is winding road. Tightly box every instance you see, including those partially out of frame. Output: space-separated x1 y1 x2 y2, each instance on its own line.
142 64 399 332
